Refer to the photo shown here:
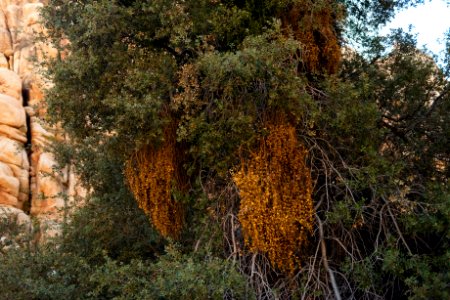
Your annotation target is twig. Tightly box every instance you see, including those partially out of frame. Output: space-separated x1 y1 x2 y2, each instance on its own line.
383 196 412 255
317 215 342 300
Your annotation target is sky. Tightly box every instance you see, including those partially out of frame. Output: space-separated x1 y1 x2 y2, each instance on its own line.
380 0 450 56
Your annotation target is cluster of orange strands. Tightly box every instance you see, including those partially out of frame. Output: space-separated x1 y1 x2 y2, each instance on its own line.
282 0 341 74
233 121 314 274
125 123 184 238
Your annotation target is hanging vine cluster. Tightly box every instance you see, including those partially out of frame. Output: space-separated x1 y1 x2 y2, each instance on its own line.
124 123 185 238
282 0 342 74
233 120 314 274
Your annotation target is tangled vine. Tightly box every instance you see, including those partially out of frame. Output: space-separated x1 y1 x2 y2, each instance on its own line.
125 123 185 238
233 121 314 274
282 0 341 74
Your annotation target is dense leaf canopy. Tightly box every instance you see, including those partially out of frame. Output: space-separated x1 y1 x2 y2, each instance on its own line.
0 1 448 299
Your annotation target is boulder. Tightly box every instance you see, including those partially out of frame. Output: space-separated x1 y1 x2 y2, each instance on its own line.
0 136 28 168
0 93 26 129
0 191 18 207
0 161 19 198
0 206 31 227
0 68 22 99
0 124 27 143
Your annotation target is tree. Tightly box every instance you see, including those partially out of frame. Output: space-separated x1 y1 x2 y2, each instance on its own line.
15 0 447 299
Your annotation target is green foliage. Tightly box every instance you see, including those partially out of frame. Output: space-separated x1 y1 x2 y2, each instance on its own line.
0 244 251 300
86 247 253 299
379 246 450 300
60 194 163 264
27 0 450 299
0 244 93 300
0 212 32 252
148 246 253 299
177 31 314 175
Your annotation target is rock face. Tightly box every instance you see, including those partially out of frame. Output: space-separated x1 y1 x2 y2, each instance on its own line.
0 68 28 210
0 0 84 239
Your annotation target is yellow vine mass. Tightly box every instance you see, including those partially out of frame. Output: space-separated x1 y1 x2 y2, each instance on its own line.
282 0 341 74
125 124 184 238
233 122 314 274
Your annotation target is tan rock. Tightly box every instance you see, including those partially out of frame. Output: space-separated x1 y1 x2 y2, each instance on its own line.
0 9 13 56
35 41 59 63
0 160 14 178
0 175 20 198
0 0 85 238
0 124 27 143
14 44 35 76
0 94 26 128
30 151 64 216
67 170 87 206
0 190 18 207
9 163 29 203
30 116 51 147
5 4 21 45
37 175 63 202
18 191 27 203
31 188 64 216
24 105 34 116
0 68 22 99
0 205 31 227
0 55 8 68
28 79 46 112
3 48 13 57
0 161 19 198
36 151 57 175
23 3 43 26
0 136 28 168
